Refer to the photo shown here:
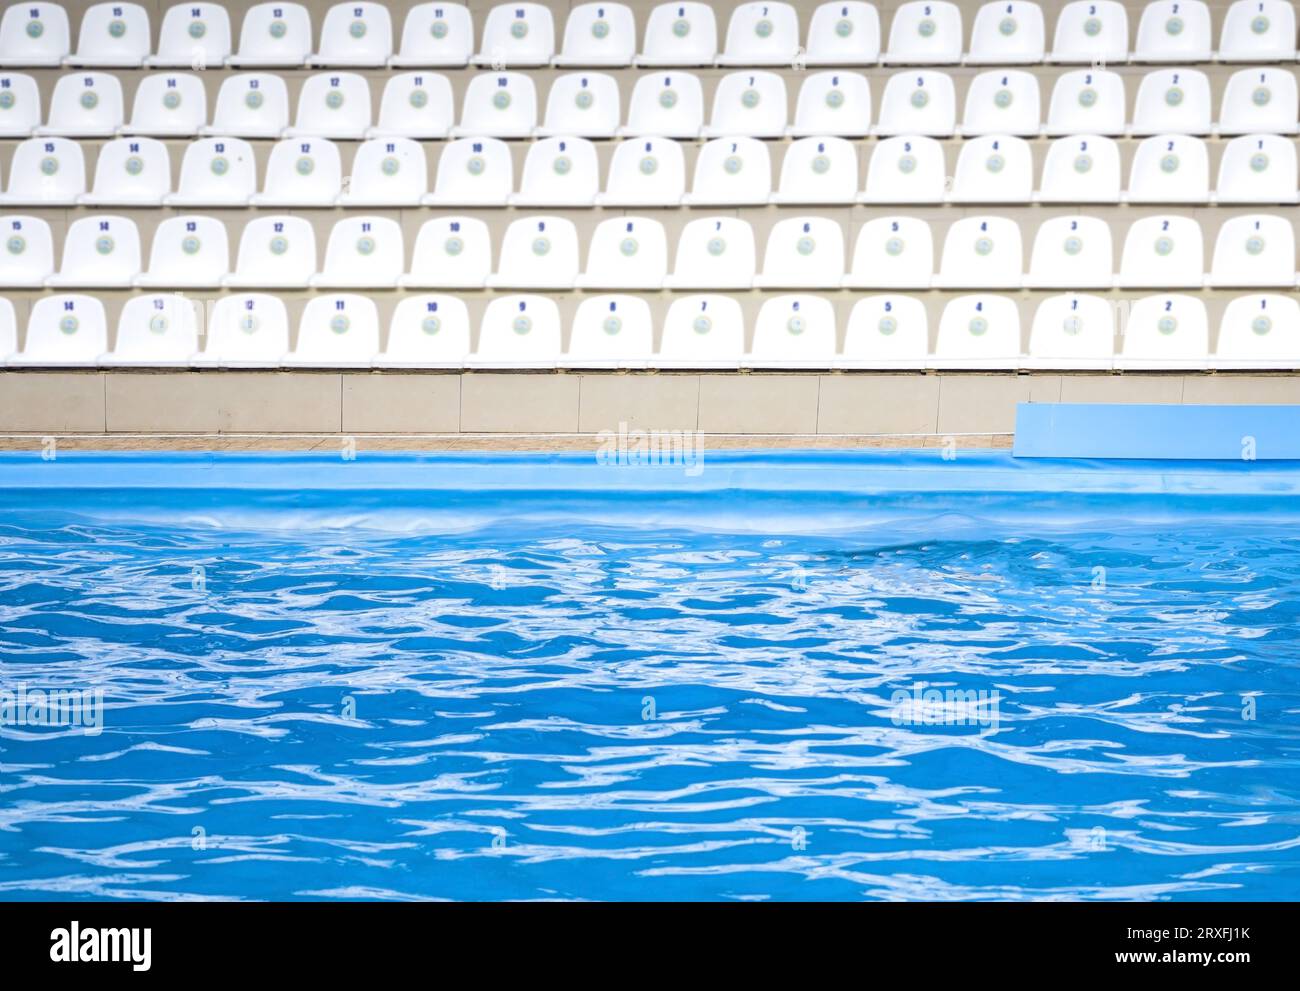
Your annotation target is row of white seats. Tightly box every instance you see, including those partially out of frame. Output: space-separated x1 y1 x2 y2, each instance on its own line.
9 67 1300 141
2 2 1297 69
2 290 1294 370
3 133 1296 208
6 212 1297 290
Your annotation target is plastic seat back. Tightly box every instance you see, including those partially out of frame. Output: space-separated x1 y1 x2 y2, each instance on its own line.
1118 215 1204 287
750 294 837 364
659 295 745 365
1026 215 1114 287
863 135 946 203
475 295 563 362
382 295 472 364
841 295 929 364
291 294 381 362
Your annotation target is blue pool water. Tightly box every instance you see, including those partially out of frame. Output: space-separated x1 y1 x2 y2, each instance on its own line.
0 452 1298 901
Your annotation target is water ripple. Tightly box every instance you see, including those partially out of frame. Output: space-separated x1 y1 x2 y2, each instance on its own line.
0 517 1298 900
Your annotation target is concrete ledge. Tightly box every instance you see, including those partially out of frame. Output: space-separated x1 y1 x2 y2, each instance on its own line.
698 375 821 434
216 373 343 433
1 371 1298 438
342 375 461 433
460 373 582 433
0 373 105 433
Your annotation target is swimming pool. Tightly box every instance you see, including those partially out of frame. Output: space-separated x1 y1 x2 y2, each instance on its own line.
0 451 1297 901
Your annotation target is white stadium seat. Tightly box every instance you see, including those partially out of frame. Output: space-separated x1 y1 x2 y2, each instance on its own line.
37 73 123 136
285 294 382 367
771 136 858 204
959 70 1041 136
225 215 317 287
472 3 555 67
203 73 289 138
554 3 637 66
562 295 655 369
664 217 757 289
1025 293 1114 369
843 216 934 289
656 295 745 368
286 72 372 139
250 138 342 206
148 3 232 68
1217 68 1297 136
67 3 150 67
537 72 621 137
1118 215 1204 287
0 215 54 286
1125 134 1209 202
166 137 256 206
309 2 392 67
79 136 171 206
102 294 202 367
862 135 946 203
753 216 847 288
1044 69 1125 136
401 216 493 288
1117 294 1208 369
487 216 580 289
789 72 871 138
935 215 1024 288
339 138 428 206
948 135 1034 203
511 136 599 206
874 71 956 136
883 2 963 64
1207 214 1296 287
717 2 800 66
0 73 42 137
805 2 882 65
1131 69 1211 136
1218 0 1296 62
199 293 291 367
839 295 929 369
1036 135 1122 202
682 136 772 206
575 216 669 289
46 215 141 287
933 294 1022 369
391 3 473 67
229 3 312 67
636 3 718 66
1025 215 1114 288
1132 1 1211 62
702 71 788 138
596 137 686 206
135 215 230 288
424 137 514 206
0 137 84 205
368 72 455 138
966 2 1046 64
378 295 472 368
1214 294 1300 368
453 72 537 138
469 295 563 368
620 72 704 137
746 295 837 369
0 3 70 67
0 297 15 361
313 216 405 288
1049 1 1128 63
1215 134 1297 204
12 295 107 366
122 73 207 136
